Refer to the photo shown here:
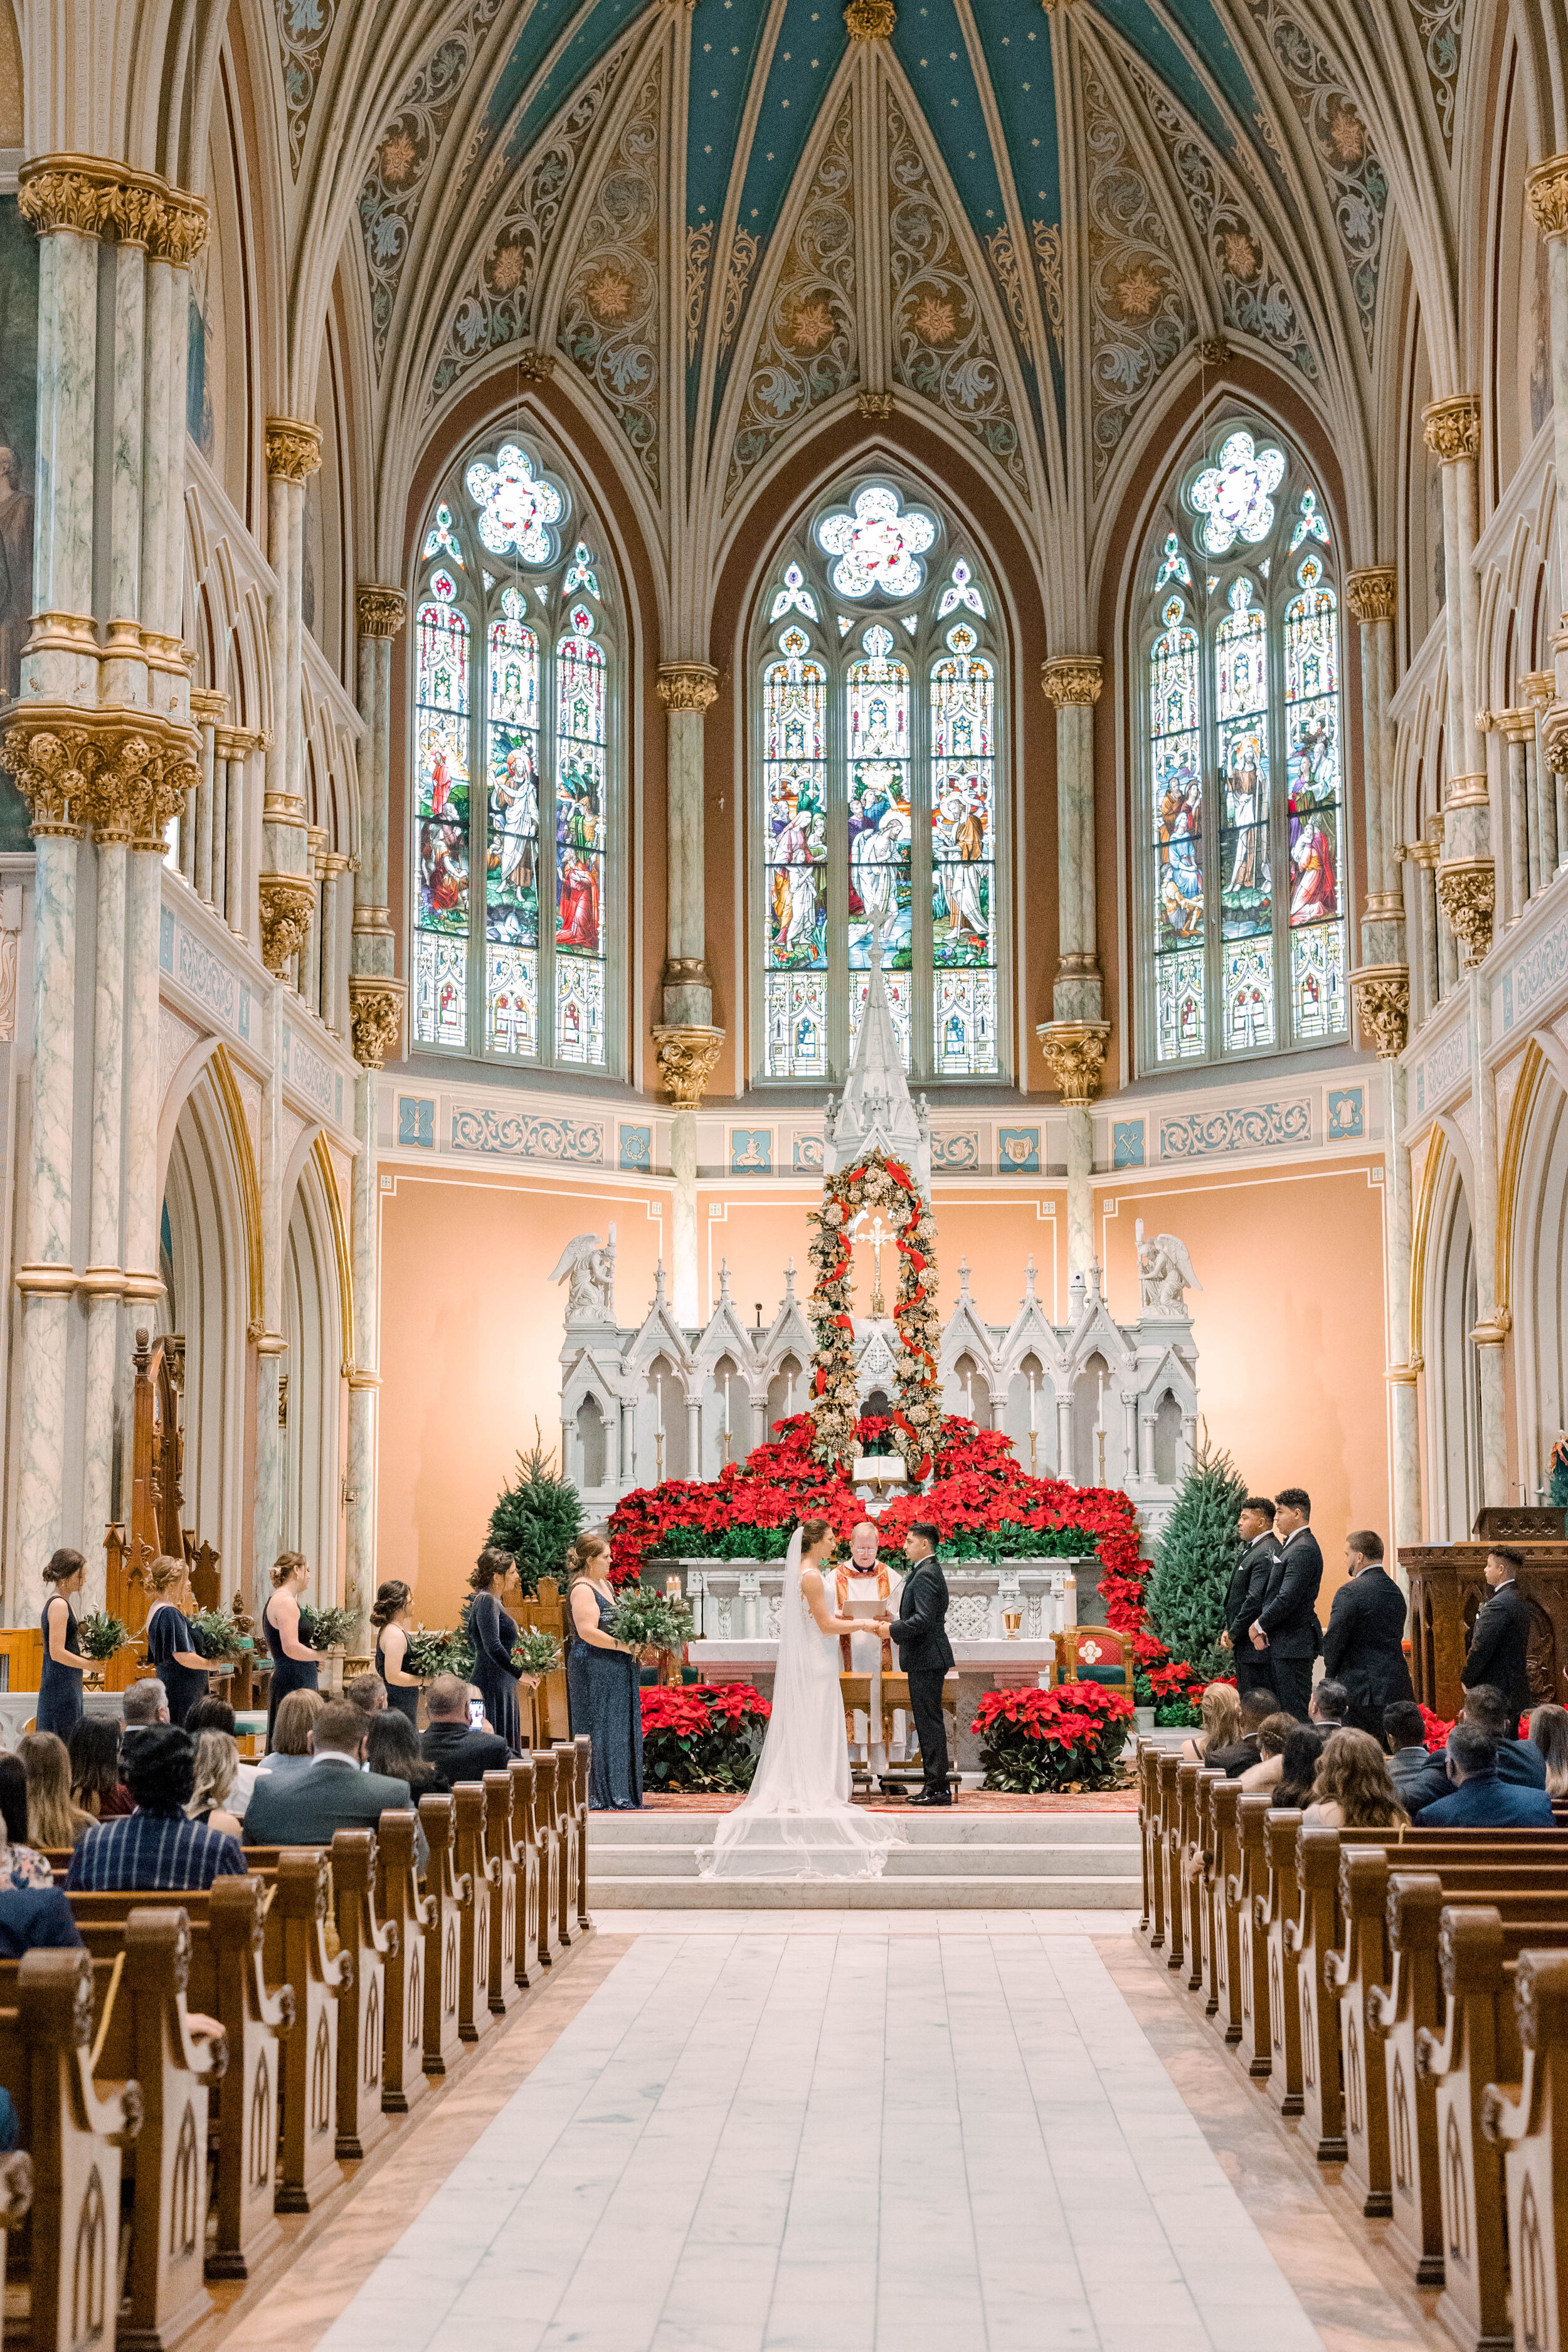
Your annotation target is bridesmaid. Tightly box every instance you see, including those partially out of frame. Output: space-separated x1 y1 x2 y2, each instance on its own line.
262 1552 322 1744
36 1549 88 1740
464 1549 522 1756
142 1557 211 1726
566 1533 642 1811
371 1581 423 1727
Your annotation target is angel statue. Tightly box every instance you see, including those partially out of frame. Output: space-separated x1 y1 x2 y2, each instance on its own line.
550 1227 617 1325
1135 1221 1201 1317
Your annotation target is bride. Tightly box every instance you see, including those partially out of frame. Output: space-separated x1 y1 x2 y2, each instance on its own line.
697 1518 904 1880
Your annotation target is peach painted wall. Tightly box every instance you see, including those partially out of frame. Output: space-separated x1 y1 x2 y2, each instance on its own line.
376 1155 1389 1628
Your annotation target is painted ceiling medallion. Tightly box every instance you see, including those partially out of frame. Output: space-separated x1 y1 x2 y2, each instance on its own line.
844 0 896 38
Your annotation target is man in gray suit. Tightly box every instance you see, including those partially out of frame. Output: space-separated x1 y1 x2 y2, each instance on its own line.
242 1697 416 1846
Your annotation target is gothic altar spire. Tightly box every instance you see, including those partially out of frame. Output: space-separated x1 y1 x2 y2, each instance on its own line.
824 926 931 1192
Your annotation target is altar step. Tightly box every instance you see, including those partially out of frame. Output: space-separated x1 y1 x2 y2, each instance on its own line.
586 1808 1142 1909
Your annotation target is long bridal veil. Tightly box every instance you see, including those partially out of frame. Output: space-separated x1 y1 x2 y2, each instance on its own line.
697 1527 903 1880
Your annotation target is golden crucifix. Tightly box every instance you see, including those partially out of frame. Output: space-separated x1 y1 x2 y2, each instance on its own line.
864 1212 893 1318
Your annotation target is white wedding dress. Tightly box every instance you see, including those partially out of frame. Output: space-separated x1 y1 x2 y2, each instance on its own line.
697 1530 904 1880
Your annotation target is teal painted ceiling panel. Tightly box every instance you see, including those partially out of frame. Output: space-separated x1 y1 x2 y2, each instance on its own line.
494 0 646 162
721 0 849 238
891 0 1010 236
970 0 1059 219
687 0 777 231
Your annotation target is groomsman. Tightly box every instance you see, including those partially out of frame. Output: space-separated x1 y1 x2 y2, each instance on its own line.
1461 1546 1534 1730
1320 1530 1414 1735
1248 1487 1323 1720
1221 1498 1281 1700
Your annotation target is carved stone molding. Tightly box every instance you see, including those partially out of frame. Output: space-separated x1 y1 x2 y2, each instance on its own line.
1470 1313 1513 1348
1040 656 1103 707
258 874 316 975
1350 963 1411 1059
1493 706 1537 744
1363 891 1405 920
663 956 709 985
1444 770 1490 809
844 0 896 36
1421 394 1481 464
1527 152 1568 240
265 417 323 483
1345 566 1397 625
1542 704 1568 775
655 663 719 713
0 714 195 844
516 349 556 383
1197 336 1230 365
857 391 895 418
355 586 407 640
652 1022 725 1108
1036 1019 1111 1108
17 156 208 262
189 688 228 729
347 974 407 1070
1436 859 1495 965
1520 670 1556 711
215 727 265 763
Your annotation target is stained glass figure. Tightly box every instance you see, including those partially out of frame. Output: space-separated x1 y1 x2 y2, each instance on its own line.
930 648 997 1074
1284 553 1344 1040
816 484 936 601
770 562 818 623
1149 594 1205 1061
464 442 567 562
414 573 470 1049
1189 429 1286 554
846 628 913 1066
1214 578 1274 1052
484 587 539 1057
555 605 607 1050
763 629 829 1078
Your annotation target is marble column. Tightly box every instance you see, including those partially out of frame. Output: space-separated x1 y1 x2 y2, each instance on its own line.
304 826 327 1011
1346 568 1410 1057
1521 672 1562 880
1423 396 1495 968
1409 840 1440 1021
1383 1062 1422 1556
1525 154 1568 700
320 852 349 1036
1494 707 1535 913
1037 659 1109 1281
124 776 184 1320
1468 967 1509 1507
652 1026 724 1325
344 1071 378 1623
191 687 226 908
253 985 287 1582
260 420 320 978
217 728 260 938
80 786 132 1574
657 663 720 1030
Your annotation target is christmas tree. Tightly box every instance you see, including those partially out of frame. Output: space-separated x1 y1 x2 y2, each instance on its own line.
487 1426 583 1596
1145 1428 1249 1682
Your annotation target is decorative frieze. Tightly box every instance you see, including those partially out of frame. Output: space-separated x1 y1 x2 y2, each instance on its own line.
1345 566 1397 624
1540 702 1568 776
0 718 194 844
1036 1019 1110 1108
652 1022 725 1109
264 417 324 482
1040 657 1104 707
1350 963 1411 1059
17 156 209 260
1421 393 1481 463
354 586 407 639
1436 859 1495 965
857 391 895 418
258 874 316 974
347 975 407 1070
1526 152 1568 240
655 663 719 713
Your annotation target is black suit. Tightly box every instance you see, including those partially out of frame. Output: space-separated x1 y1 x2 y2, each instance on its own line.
421 1720 512 1783
889 1555 955 1797
1320 1564 1414 1735
1461 1580 1534 1729
1253 1526 1324 1719
1224 1535 1279 1698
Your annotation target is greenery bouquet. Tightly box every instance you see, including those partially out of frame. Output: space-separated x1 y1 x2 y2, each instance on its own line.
606 1587 694 1656
300 1605 361 1653
405 1623 474 1678
511 1628 561 1678
77 1611 130 1663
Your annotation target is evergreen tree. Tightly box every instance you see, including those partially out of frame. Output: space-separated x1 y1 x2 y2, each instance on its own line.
1145 1429 1249 1680
487 1426 583 1596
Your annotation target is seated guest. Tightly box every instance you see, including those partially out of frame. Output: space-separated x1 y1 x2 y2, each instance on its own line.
121 1678 171 1734
1460 1683 1548 1786
1272 1726 1326 1809
186 1730 246 1840
19 1730 95 1850
420 1675 511 1781
255 1688 327 1781
184 1697 259 1809
346 1674 387 1719
1308 1679 1350 1730
68 1716 133 1821
66 1727 247 1890
1180 1682 1244 1767
366 1708 449 1798
1417 1720 1556 1826
1204 1688 1281 1777
0 1887 82 1954
241 1700 414 1846
1303 1728 1409 1829
0 1756 56 1889
1237 1713 1298 1794
1383 1701 1451 1813
1528 1700 1568 1798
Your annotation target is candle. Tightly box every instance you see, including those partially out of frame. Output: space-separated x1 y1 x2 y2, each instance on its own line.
724 1381 731 1440
665 1575 681 1599
1028 1369 1037 1433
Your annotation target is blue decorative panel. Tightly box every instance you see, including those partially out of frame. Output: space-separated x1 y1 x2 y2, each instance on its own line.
619 1122 652 1172
997 1127 1040 1174
1502 973 1515 1034
730 1128 774 1175
450 1106 605 1161
931 1130 980 1172
282 1023 335 1116
238 985 252 1042
398 1096 435 1148
1417 1020 1469 1113
1159 1099 1312 1159
1327 1088 1364 1141
159 908 174 972
1113 1120 1145 1169
792 1133 824 1173
1416 1064 1424 1115
1512 909 1568 1024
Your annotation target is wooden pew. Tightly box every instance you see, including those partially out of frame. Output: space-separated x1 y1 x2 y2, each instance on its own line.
1207 1779 1244 2046
327 1830 396 2161
417 1793 469 2078
1260 1809 1306 2117
1479 1947 1568 2352
1158 1755 1184 1977
1194 1769 1224 2019
0 2146 31 2339
452 1784 497 2046
532 1749 561 1973
375 1810 432 2116
0 1949 141 2352
482 1772 522 2021
1177 1762 1204 1994
267 1850 351 2213
1234 1792 1274 2079
507 1759 543 1993
549 1744 576 1953
68 1878 292 2284
1136 1742 1164 1948
1374 1870 1448 2286
572 1734 594 1934
1286 1825 1348 2163
1325 1845 1394 2215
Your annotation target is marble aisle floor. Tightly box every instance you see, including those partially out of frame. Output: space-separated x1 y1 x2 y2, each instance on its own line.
268 1922 1332 2352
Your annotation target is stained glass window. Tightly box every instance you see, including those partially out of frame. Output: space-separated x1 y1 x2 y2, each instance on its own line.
412 437 617 1070
1142 423 1347 1069
756 480 1005 1082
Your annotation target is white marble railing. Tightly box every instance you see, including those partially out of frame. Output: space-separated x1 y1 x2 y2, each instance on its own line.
662 1559 1086 1643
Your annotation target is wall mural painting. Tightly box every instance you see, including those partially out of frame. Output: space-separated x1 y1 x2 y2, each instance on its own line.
1081 61 1195 491
0 198 36 850
557 58 664 495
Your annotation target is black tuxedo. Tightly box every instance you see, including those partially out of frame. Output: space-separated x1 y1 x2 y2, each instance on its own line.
1320 1564 1414 1734
1254 1526 1324 1718
1225 1534 1279 1697
889 1555 954 1796
1461 1580 1534 1728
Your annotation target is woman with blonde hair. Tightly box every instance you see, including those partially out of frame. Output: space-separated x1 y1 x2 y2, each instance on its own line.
186 1731 245 1840
269 1687 326 1757
1181 1681 1244 1766
1528 1702 1568 1798
262 1554 322 1744
18 1730 95 1849
144 1555 211 1727
1303 1727 1409 1830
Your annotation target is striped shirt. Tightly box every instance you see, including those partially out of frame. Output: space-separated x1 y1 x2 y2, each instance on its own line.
64 1809 246 1892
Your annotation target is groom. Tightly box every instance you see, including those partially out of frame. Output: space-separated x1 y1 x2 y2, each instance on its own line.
882 1522 955 1806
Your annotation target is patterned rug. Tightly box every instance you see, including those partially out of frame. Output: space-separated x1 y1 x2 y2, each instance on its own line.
638 1789 1139 1813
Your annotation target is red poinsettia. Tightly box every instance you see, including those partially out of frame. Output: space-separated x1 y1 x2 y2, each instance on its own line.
640 1682 771 1793
970 1679 1133 1792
